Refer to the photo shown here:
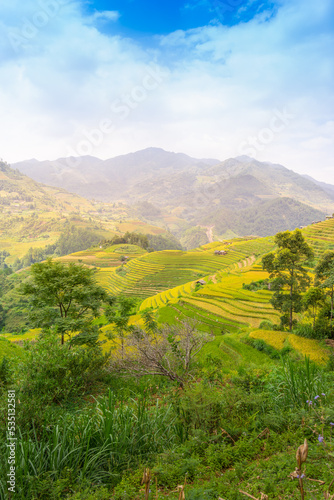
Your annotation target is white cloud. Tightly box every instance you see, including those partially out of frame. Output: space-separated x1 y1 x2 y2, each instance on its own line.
89 10 120 23
0 0 333 183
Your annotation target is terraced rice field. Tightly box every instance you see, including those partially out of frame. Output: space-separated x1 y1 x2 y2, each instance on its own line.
146 267 279 330
175 269 279 328
288 334 329 364
249 329 330 364
97 237 276 302
60 244 146 267
249 329 287 350
302 219 334 258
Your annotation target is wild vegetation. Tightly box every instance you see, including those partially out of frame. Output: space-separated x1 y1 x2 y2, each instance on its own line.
1 213 334 499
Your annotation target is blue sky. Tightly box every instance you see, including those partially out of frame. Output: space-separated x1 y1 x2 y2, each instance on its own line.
83 0 278 35
0 0 333 183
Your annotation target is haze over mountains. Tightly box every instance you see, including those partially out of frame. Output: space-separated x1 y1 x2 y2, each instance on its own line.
11 148 334 241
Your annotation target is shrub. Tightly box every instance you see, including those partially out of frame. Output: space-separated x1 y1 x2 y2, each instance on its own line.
266 355 330 408
293 323 327 340
244 337 282 359
186 486 218 499
0 356 12 389
259 320 273 330
68 487 111 500
17 330 109 428
153 453 204 488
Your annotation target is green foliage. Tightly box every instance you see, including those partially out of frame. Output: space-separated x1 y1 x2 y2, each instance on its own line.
244 337 290 359
105 295 136 357
303 286 326 327
207 196 325 238
0 390 178 498
262 229 314 330
266 355 330 408
19 331 108 407
242 279 270 291
315 251 334 331
0 249 10 268
66 487 111 500
0 356 12 391
102 231 182 253
21 258 111 344
293 323 327 340
147 232 183 251
0 271 31 332
185 486 218 500
259 320 274 330
12 225 103 271
154 453 204 488
102 231 151 250
180 226 208 249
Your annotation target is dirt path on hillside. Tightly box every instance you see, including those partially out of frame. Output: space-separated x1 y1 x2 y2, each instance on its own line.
206 226 214 243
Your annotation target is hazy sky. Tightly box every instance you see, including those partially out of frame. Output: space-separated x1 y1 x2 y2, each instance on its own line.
1 0 333 182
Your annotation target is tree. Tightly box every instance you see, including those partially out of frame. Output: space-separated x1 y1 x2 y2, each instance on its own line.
315 251 334 330
262 229 314 330
303 287 325 328
105 295 136 359
22 258 112 345
111 321 212 388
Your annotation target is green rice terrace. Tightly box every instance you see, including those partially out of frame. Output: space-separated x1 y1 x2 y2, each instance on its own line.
1 220 334 499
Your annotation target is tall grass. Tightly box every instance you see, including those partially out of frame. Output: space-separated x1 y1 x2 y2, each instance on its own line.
266 355 329 408
0 391 178 498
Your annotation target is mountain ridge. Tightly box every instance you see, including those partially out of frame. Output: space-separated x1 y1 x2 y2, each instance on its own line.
8 148 334 246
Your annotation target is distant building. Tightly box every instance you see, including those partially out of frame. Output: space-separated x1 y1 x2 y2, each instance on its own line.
196 279 206 285
214 250 228 255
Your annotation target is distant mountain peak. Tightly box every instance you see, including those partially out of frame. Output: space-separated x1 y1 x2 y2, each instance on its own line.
234 155 255 163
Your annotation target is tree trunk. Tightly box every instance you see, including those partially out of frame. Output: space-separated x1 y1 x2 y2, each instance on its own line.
289 283 293 331
331 286 333 331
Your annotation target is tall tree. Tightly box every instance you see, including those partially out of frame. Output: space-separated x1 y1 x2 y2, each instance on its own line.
22 258 111 345
303 287 325 328
105 295 136 359
262 229 314 330
315 251 334 330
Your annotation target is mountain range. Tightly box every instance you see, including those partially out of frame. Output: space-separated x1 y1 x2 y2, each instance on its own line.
12 148 334 242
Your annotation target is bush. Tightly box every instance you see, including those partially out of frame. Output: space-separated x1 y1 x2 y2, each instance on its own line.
259 320 273 330
0 356 12 389
244 337 286 359
186 486 218 499
153 452 204 488
19 331 109 405
68 487 111 500
293 323 327 340
112 470 144 500
266 355 330 408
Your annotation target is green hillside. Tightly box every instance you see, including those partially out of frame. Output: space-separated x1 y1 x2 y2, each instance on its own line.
91 218 334 340
96 237 275 299
203 197 325 239
1 218 334 500
0 160 180 265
